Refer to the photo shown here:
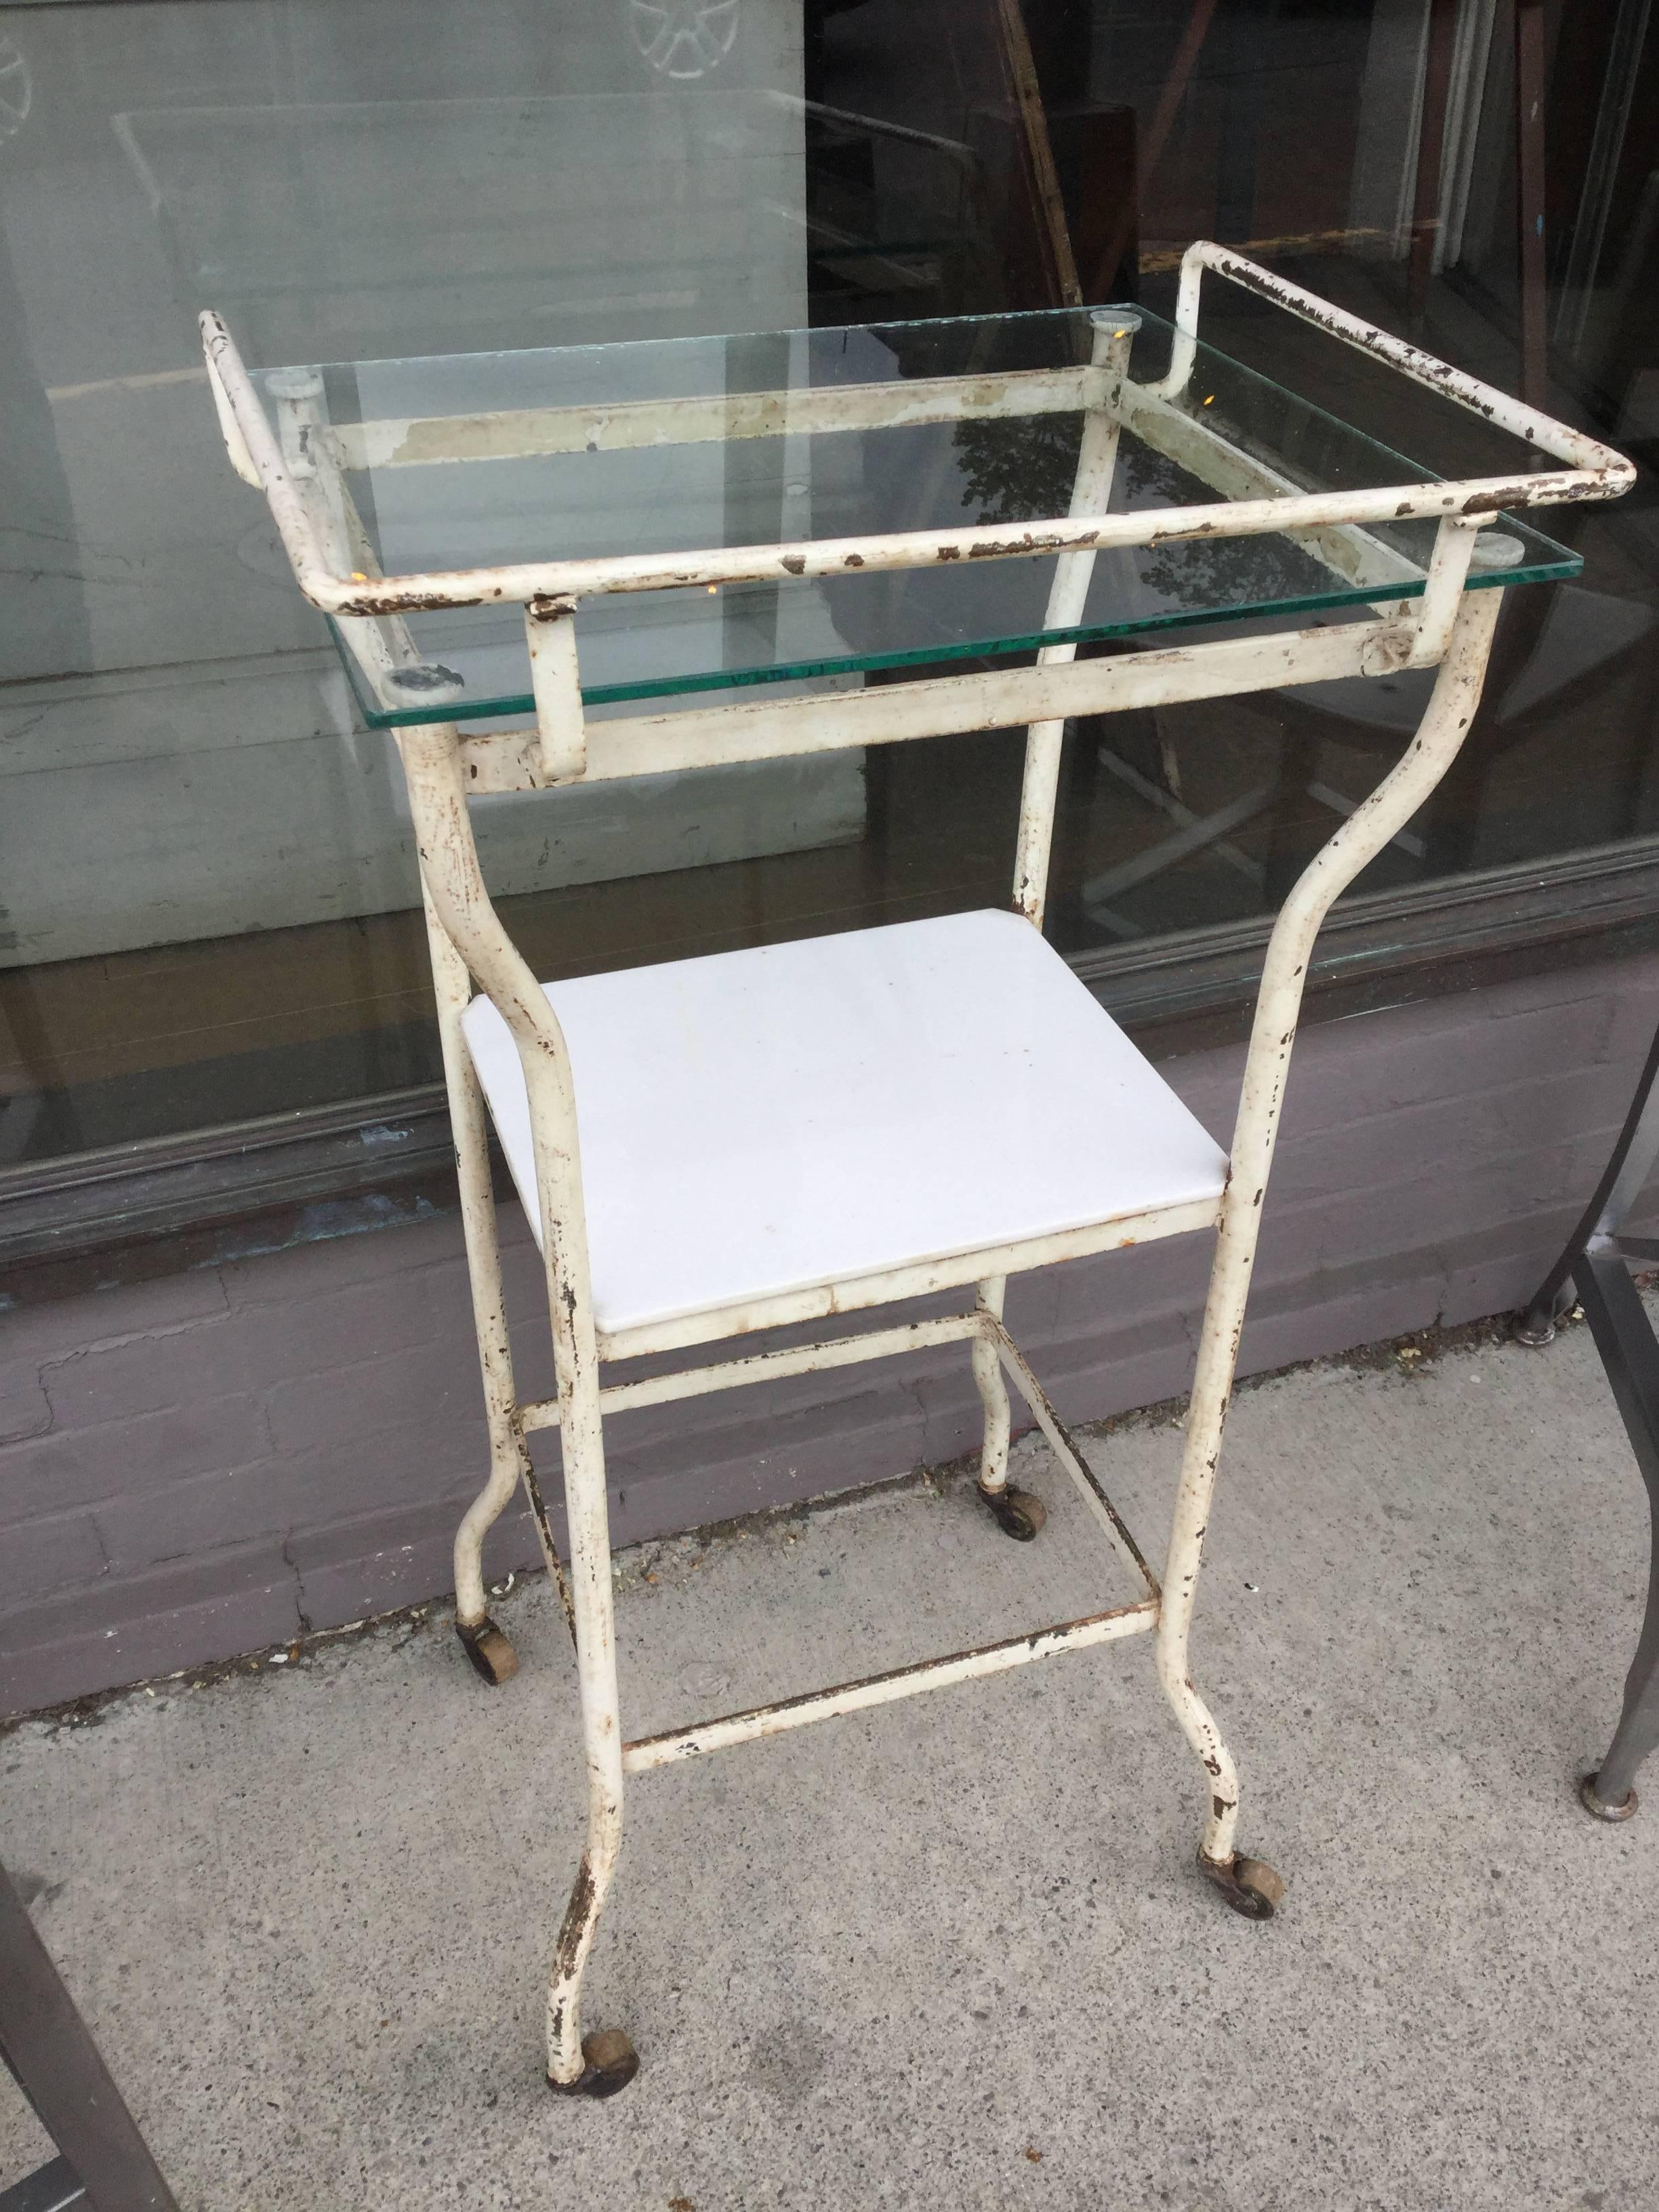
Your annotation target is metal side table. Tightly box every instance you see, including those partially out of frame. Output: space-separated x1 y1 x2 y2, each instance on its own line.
200 243 1631 2095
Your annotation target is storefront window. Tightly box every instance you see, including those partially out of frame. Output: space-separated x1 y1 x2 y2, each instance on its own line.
1 0 1656 1177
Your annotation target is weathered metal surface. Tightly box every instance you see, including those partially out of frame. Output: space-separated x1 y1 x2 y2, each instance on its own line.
325 365 1100 472
1406 514 1481 668
1014 314 1134 928
203 248 1629 634
524 598 587 784
595 1197 1221 1366
970 1276 1012 1497
1154 582 1504 1870
456 617 1408 795
394 697 623 2089
620 1598 1159 1774
1157 241 1635 495
518 1311 987 1432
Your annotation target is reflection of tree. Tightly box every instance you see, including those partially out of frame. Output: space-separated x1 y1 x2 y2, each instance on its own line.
954 407 1336 615
955 415 1082 526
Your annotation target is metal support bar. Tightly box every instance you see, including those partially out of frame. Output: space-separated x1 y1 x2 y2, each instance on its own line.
457 615 1408 792
1408 515 1481 666
524 597 588 783
325 365 1098 471
1015 311 1137 926
519 1312 988 1431
1154 244 1631 488
985 1315 1160 1598
621 1599 1158 1774
597 1194 1222 1364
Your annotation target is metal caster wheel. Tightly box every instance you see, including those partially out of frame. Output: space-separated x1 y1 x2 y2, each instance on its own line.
1197 1848 1284 1919
1511 1306 1557 1349
547 2029 639 2100
455 1615 519 1686
979 1484 1047 1542
1579 1772 1639 1822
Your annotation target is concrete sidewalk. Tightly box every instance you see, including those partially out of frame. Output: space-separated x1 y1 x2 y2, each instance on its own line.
2 1307 1655 2211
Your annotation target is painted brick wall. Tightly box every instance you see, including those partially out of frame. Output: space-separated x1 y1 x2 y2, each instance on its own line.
5 943 1658 1715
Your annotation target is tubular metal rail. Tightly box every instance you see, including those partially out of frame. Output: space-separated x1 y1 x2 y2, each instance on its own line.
202 243 1632 2096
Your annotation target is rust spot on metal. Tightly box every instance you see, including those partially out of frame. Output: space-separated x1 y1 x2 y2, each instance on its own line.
781 554 807 576
1212 1795 1229 1820
550 1852 596 1985
342 590 484 617
843 552 865 568
936 544 962 561
1461 483 1540 516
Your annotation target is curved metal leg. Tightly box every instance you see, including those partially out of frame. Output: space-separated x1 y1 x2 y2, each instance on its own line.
1515 1015 1659 1347
1155 1193 1250 1877
1583 1568 1659 1816
398 718 636 2095
1158 575 1500 1912
423 888 532 1683
1573 1248 1659 1818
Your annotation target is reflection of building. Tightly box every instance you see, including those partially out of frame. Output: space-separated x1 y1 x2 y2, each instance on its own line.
630 0 742 79
5 0 1659 1716
3 85 868 970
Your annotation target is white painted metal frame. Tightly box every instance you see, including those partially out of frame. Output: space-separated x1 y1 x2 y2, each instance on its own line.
201 244 1632 2093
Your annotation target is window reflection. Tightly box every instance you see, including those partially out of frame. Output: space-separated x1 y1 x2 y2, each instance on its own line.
0 0 1656 1170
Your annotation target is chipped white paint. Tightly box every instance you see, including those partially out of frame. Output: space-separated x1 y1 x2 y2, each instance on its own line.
203 249 1631 2086
621 1598 1160 1774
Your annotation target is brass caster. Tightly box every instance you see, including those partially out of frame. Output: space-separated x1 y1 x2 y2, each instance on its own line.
547 2029 640 2100
979 1484 1047 1542
1197 1847 1284 1920
1579 1772 1639 1823
455 1615 519 1686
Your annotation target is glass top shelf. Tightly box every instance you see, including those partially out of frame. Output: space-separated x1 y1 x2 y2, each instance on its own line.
265 305 1579 731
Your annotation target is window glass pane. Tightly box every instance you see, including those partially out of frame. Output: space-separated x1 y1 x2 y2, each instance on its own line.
2 0 1657 1170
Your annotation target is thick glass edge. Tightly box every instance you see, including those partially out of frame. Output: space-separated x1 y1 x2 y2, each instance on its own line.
333 544 1580 731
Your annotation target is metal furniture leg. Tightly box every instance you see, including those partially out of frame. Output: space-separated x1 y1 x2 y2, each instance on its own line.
540 1376 633 2097
394 705 636 2097
1156 575 1500 1918
1515 1024 1659 1818
1563 1249 1659 1821
973 1275 1046 1540
424 886 534 1687
0 2156 85 2212
1515 1016 1659 1346
0 1859 178 2212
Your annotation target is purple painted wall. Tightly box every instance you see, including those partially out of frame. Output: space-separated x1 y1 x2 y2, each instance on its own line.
5 944 1658 1715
